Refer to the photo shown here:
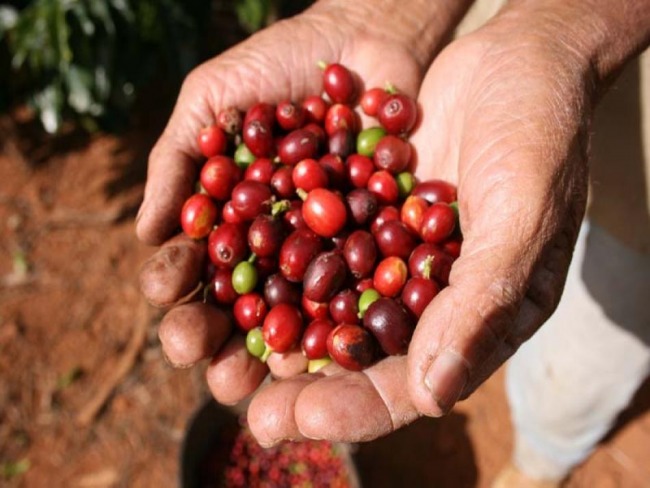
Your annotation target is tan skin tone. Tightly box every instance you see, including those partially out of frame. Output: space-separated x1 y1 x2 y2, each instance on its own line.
137 0 650 446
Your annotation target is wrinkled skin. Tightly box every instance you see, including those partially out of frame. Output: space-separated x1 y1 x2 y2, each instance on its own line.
137 4 590 447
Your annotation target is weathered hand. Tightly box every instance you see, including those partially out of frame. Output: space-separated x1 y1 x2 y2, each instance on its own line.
243 16 594 445
137 0 472 444
406 17 592 416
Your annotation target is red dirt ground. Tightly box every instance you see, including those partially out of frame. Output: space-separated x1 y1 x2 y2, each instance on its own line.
1 105 649 488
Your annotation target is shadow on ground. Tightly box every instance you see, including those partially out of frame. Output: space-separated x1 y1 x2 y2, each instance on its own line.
353 412 477 488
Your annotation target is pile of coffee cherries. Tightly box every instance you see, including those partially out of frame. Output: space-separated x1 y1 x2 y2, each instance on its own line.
180 62 461 373
213 417 354 487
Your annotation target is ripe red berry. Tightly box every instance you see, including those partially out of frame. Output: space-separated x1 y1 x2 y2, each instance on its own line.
321 63 356 104
180 193 218 239
412 179 457 204
367 170 399 205
292 159 329 192
244 102 276 127
441 237 462 259
302 318 335 360
401 277 440 318
209 267 237 305
327 324 376 371
301 95 329 124
302 122 326 147
373 135 412 174
318 154 346 189
230 180 273 221
301 295 330 321
278 129 319 165
197 125 228 158
373 256 408 297
325 104 358 136
248 214 284 257
200 155 242 201
370 205 400 234
270 166 295 199
346 154 375 189
276 101 306 131
420 202 456 244
408 243 454 286
263 303 303 353
301 188 347 238
363 298 415 355
243 119 274 158
221 200 244 224
329 289 360 325
216 107 243 135
234 293 268 332
279 229 323 282
207 223 248 269
244 158 275 184
374 220 418 260
343 230 378 279
400 195 428 234
377 93 418 134
360 87 390 117
283 200 306 231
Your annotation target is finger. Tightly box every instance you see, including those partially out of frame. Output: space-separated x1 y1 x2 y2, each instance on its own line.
247 358 422 446
460 235 575 397
139 234 206 308
295 356 421 442
267 349 309 379
205 335 269 406
406 150 582 417
409 38 482 183
158 302 231 368
247 374 320 447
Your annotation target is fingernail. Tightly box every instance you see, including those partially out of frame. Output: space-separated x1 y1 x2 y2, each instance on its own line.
424 350 468 416
258 440 279 449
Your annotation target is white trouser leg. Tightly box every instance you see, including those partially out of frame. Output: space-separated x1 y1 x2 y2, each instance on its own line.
505 222 650 481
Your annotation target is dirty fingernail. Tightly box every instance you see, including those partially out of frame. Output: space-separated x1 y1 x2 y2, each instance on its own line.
424 350 468 416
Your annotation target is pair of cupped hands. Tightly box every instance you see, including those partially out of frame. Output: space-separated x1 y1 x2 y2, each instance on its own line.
137 1 591 446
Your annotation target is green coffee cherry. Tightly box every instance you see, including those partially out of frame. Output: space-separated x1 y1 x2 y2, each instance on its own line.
358 288 381 318
356 127 386 157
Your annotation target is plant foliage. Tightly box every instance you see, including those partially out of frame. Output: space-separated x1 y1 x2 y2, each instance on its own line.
1 0 205 132
0 0 312 134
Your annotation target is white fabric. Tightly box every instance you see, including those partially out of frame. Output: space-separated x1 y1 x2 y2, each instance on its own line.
505 222 650 480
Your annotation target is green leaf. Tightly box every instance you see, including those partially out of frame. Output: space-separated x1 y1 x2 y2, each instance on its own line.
70 3 96 36
11 250 29 276
1 459 30 480
66 64 94 113
33 84 64 133
0 5 18 39
86 0 115 36
235 0 271 33
108 0 134 23
56 366 84 389
54 0 73 69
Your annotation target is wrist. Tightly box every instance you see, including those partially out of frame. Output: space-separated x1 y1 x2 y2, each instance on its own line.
495 1 650 90
306 0 474 70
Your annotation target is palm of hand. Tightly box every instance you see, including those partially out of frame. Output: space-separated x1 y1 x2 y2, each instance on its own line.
136 14 422 245
137 12 431 447
407 34 590 414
